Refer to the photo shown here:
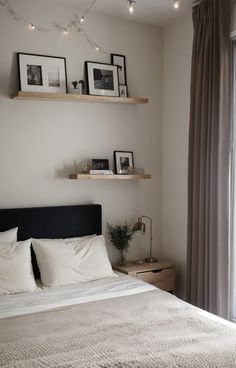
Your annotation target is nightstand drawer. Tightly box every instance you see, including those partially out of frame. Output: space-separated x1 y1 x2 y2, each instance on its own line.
112 261 176 293
152 277 175 292
136 268 174 285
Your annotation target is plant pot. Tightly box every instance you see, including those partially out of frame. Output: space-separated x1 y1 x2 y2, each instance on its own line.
119 250 126 266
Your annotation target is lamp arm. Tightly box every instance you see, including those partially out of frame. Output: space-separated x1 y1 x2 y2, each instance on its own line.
141 215 153 258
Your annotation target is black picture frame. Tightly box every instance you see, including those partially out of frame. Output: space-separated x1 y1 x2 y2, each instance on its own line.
113 151 134 174
17 52 68 93
111 54 127 86
85 61 119 97
91 159 109 170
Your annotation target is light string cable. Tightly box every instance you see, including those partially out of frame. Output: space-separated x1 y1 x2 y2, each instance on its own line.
0 0 108 53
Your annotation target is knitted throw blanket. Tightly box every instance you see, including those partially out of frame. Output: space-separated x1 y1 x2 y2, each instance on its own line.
1 289 236 368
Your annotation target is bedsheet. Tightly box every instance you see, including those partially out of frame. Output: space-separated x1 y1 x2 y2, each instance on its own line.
0 272 155 319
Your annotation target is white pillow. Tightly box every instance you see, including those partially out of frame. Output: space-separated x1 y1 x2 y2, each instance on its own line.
0 239 37 295
0 227 18 243
32 235 115 287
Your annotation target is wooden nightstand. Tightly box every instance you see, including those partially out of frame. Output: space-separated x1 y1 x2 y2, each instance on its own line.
113 261 176 293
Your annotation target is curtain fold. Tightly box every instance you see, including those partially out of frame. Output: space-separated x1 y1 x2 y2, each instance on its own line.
187 0 231 319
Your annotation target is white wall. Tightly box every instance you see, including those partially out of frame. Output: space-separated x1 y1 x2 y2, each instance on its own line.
161 13 193 299
0 0 162 263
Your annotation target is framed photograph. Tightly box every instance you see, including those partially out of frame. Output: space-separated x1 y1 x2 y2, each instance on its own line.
85 61 119 97
111 54 127 85
91 159 109 170
113 151 134 174
17 52 68 93
119 84 128 98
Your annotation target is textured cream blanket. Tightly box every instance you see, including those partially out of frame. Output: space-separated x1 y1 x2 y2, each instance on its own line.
1 289 236 368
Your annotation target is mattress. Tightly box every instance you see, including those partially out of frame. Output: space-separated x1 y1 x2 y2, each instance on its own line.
1 273 236 368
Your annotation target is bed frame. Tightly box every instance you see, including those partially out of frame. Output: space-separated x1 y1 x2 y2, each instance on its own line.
0 204 102 278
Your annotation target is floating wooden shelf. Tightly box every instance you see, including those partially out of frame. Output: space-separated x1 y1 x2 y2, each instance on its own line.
69 174 151 180
11 91 149 105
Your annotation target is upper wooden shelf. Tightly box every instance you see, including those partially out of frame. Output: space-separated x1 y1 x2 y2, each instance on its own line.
69 174 151 180
11 92 149 105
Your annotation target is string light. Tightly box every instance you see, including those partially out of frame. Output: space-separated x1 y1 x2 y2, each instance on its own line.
0 0 107 53
173 0 180 9
1 0 181 54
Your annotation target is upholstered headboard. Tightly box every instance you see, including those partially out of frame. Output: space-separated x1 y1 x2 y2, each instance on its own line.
0 204 102 278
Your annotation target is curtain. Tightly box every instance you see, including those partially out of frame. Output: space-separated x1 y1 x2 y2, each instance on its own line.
187 0 231 319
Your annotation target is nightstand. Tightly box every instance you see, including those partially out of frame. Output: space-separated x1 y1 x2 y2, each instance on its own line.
113 261 176 293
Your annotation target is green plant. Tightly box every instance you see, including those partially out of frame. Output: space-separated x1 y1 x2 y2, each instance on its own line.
107 222 134 252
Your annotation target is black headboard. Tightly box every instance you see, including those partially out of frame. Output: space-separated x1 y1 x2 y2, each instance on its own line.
0 204 102 278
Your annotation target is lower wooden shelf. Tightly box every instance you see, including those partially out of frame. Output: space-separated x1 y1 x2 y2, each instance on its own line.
69 174 151 180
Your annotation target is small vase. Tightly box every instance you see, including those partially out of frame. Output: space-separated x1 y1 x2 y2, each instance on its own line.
119 250 126 266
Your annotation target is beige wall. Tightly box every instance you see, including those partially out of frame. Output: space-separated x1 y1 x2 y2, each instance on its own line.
161 12 193 299
0 0 162 263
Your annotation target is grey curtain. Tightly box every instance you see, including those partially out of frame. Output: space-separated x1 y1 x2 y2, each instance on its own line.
187 0 231 319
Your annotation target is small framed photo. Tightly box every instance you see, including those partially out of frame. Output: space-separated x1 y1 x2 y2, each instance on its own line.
119 84 128 98
85 61 119 97
111 54 127 85
91 159 109 170
17 53 68 93
113 151 134 174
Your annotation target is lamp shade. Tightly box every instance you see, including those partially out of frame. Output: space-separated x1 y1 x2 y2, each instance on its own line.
133 217 146 233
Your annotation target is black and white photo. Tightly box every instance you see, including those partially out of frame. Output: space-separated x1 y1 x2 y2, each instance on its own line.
113 151 134 174
48 66 60 87
111 54 127 85
85 61 119 97
27 64 42 86
17 53 67 93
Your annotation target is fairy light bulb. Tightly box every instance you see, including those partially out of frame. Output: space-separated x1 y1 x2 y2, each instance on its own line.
62 28 69 36
173 0 180 9
29 23 35 31
128 0 135 14
80 16 85 23
95 45 100 52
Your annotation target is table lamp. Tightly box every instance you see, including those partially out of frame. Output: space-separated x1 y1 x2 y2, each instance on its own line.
133 215 158 263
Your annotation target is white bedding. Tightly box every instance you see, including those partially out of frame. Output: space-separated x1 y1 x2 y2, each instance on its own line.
0 272 155 319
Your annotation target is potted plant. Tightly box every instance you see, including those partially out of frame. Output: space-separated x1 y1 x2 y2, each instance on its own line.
107 222 135 266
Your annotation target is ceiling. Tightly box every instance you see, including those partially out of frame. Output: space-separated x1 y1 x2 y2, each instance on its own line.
48 0 193 26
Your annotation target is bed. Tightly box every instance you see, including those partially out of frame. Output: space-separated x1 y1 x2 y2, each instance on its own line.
0 204 236 368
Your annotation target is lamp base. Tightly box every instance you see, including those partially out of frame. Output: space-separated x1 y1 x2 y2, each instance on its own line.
145 256 158 263
132 259 144 265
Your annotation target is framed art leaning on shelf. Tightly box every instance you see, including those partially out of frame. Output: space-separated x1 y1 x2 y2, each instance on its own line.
111 54 127 85
85 61 119 97
17 52 68 93
114 151 134 174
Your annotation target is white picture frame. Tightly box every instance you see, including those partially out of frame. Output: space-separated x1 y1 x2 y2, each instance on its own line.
17 53 68 93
